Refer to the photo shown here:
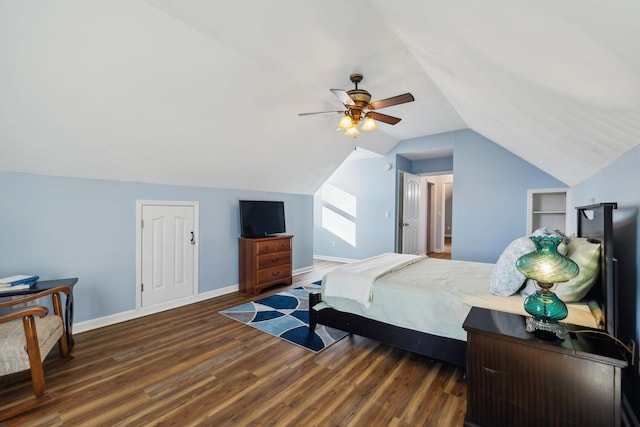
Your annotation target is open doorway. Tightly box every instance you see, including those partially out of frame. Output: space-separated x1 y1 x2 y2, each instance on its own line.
397 172 452 259
441 180 453 257
425 173 452 258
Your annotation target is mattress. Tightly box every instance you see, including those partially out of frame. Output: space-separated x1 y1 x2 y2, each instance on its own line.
319 256 599 341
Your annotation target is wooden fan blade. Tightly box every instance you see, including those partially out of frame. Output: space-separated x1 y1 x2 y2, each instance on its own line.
298 110 344 116
330 89 356 106
368 111 402 125
368 93 415 110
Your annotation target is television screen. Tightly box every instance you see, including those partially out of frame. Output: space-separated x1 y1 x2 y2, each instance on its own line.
239 200 286 238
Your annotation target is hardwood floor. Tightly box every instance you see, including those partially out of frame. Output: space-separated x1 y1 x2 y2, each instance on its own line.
427 236 452 260
0 259 466 426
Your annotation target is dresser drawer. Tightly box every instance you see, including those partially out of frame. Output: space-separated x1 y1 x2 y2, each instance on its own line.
257 251 290 269
239 235 293 294
256 264 291 285
255 238 291 255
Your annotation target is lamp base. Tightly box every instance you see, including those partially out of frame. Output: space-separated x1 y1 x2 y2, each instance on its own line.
525 316 567 340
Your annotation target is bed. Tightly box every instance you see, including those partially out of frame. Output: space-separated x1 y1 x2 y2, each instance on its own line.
309 203 618 367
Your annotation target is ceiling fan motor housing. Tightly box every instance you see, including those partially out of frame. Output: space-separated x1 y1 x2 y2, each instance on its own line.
348 73 371 110
347 89 371 105
347 89 371 121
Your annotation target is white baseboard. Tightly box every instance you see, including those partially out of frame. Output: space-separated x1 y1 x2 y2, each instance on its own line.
292 265 314 276
313 254 356 263
73 265 318 334
74 284 239 334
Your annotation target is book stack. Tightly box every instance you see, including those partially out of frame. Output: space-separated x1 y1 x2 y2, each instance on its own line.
0 275 39 292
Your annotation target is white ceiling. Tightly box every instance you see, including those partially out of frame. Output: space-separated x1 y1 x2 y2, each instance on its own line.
1 1 639 194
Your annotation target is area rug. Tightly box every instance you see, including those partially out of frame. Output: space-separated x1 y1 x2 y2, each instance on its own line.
219 282 348 353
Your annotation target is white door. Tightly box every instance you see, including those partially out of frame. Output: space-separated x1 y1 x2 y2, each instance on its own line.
140 203 197 307
402 172 421 254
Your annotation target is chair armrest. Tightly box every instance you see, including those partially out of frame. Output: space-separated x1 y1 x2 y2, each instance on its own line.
0 286 71 310
0 305 49 323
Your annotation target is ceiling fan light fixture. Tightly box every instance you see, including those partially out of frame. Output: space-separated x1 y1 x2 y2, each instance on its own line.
344 125 360 137
300 73 414 138
337 114 354 130
361 116 377 131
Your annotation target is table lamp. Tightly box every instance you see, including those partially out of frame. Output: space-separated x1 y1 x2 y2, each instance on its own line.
516 235 579 340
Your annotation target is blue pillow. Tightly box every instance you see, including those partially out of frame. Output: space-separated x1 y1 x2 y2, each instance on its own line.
490 236 533 296
490 228 566 296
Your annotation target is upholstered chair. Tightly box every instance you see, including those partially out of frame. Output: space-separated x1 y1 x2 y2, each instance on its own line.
0 286 72 400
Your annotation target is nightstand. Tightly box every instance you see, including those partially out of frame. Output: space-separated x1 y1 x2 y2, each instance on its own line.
463 307 627 427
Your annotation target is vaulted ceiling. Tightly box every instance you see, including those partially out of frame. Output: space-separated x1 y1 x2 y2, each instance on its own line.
1 1 639 194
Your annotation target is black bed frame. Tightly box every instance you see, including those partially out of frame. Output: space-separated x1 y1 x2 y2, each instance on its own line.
309 202 618 367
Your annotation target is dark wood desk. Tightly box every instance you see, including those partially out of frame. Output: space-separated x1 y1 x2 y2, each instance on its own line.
0 278 78 350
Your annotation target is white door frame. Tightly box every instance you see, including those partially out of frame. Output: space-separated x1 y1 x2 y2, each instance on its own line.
135 200 199 310
425 180 435 252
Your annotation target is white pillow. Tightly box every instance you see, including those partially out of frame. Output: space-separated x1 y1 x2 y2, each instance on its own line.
555 237 601 302
520 236 600 302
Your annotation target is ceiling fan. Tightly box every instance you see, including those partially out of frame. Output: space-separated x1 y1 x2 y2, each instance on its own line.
298 73 415 137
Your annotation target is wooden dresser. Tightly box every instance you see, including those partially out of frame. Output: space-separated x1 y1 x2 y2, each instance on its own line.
239 235 293 295
463 307 627 427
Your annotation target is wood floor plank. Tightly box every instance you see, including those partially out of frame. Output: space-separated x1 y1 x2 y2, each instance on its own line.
0 258 467 426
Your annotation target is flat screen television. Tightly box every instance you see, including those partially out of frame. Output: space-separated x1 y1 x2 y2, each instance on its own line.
239 200 286 238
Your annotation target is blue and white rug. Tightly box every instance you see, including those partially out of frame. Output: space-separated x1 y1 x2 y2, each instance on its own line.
219 282 348 353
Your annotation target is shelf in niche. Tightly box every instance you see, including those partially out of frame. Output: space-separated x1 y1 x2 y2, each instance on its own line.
532 210 565 214
527 188 569 234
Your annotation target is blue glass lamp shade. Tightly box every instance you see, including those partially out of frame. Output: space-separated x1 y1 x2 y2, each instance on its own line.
516 235 579 339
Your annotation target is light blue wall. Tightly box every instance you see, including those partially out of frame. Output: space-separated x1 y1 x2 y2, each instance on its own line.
411 156 453 174
0 172 313 323
313 156 397 259
396 155 412 175
570 145 640 412
451 130 566 261
314 129 565 262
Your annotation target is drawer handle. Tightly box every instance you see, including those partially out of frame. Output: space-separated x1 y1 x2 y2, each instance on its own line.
272 257 279 263
271 271 280 277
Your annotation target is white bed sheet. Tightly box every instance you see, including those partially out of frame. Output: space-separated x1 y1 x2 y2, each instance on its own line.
322 253 425 307
320 256 599 341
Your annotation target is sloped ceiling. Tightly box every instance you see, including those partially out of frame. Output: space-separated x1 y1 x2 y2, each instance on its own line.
1 1 638 194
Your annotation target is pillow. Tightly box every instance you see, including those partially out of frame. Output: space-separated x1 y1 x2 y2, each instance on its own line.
519 278 537 297
490 237 534 296
520 236 600 302
490 228 563 296
555 237 601 302
587 299 605 329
